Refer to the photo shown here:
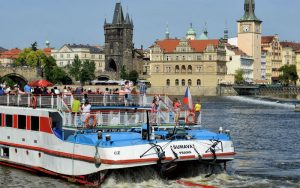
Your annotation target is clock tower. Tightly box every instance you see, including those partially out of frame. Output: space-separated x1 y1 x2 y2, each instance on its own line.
237 0 262 81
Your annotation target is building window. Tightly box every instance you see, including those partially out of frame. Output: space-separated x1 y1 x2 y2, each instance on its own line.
209 55 212 61
175 65 180 73
166 66 171 73
18 115 26 129
166 79 170 86
182 79 186 86
176 56 179 61
197 79 201 86
175 79 179 86
188 65 192 73
155 66 159 73
229 56 232 61
197 55 202 60
181 65 186 72
60 54 63 58
5 114 13 127
91 54 95 59
188 79 192 86
196 66 202 72
182 56 185 61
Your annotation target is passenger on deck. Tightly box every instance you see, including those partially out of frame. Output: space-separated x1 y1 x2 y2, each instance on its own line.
72 96 81 114
151 97 158 124
81 101 91 123
124 80 132 106
194 99 202 124
173 98 182 127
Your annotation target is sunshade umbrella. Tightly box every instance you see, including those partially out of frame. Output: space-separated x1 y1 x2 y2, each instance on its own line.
28 79 54 87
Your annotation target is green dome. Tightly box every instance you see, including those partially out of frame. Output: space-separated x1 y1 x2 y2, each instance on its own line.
199 32 208 40
186 23 196 36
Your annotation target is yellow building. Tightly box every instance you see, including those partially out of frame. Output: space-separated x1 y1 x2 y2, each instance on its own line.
149 38 226 95
296 49 300 86
261 35 282 83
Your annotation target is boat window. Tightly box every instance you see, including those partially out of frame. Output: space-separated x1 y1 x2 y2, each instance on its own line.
31 116 39 131
5 114 13 128
0 147 9 158
18 115 26 130
0 113 2 126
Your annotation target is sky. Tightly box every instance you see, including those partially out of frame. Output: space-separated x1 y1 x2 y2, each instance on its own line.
0 0 299 50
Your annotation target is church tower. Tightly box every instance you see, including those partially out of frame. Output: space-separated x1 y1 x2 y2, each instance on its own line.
104 2 134 77
237 0 262 81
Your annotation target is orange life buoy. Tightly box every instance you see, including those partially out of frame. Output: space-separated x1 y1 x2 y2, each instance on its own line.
85 114 97 128
185 112 195 124
31 96 37 109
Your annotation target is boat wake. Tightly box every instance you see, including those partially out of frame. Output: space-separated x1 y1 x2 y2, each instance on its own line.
225 96 296 109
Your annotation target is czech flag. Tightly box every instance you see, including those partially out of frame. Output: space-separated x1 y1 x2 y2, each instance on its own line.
183 87 193 110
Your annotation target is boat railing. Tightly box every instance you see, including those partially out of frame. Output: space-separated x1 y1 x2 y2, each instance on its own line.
61 110 191 128
0 94 66 109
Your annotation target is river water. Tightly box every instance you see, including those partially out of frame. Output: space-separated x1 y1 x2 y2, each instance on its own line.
1 96 300 188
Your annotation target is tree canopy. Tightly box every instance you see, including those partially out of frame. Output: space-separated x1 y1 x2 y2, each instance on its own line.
69 55 96 85
234 69 245 84
279 64 299 86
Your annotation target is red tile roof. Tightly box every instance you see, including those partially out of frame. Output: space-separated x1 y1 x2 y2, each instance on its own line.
155 39 219 53
156 39 180 53
0 48 21 59
280 42 300 50
261 36 275 44
43 48 52 56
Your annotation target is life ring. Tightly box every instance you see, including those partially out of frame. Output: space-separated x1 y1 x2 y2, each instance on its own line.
85 114 97 128
31 96 37 109
185 112 195 124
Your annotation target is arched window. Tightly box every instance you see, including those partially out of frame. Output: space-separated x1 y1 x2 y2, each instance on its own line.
181 65 186 72
166 79 170 86
188 79 192 86
182 79 186 86
188 65 192 73
175 79 179 86
175 65 180 73
197 79 201 86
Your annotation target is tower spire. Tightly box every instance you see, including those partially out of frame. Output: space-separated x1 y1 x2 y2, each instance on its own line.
165 23 170 39
240 0 261 22
112 2 124 24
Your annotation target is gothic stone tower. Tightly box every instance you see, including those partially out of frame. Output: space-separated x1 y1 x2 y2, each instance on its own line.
104 3 134 78
237 0 262 81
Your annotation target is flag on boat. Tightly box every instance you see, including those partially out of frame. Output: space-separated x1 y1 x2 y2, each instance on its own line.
183 87 193 110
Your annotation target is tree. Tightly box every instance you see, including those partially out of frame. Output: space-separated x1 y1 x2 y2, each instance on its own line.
234 69 244 84
127 70 139 83
69 55 82 81
15 47 47 67
279 64 299 86
120 65 128 80
68 56 96 85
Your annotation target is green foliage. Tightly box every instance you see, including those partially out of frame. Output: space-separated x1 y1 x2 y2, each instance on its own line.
234 69 245 84
120 65 128 80
0 76 15 87
43 56 69 84
128 70 139 83
16 47 47 67
68 56 96 85
69 55 82 81
279 64 299 86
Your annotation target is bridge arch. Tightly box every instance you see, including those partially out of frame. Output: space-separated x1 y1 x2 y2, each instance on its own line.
0 73 28 88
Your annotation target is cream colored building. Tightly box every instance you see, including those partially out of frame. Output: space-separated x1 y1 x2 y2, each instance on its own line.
51 44 105 72
280 42 300 66
296 49 300 86
225 44 254 84
149 37 226 96
261 36 282 83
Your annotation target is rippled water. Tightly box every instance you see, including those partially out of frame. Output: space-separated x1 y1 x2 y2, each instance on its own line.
1 96 300 188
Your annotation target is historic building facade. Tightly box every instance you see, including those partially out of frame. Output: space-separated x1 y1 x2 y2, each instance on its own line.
149 36 227 95
261 35 282 83
296 49 300 85
237 0 262 82
51 44 105 71
225 44 254 84
0 48 22 67
104 2 134 77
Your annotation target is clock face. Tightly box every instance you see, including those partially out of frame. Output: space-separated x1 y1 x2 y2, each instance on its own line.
243 25 249 32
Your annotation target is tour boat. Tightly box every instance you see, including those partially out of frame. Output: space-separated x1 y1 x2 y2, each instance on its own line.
0 93 235 186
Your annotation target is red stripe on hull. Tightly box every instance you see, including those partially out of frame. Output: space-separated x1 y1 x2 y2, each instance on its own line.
0 160 96 186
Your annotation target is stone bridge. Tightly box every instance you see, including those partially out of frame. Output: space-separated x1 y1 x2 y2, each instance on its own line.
0 67 42 86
